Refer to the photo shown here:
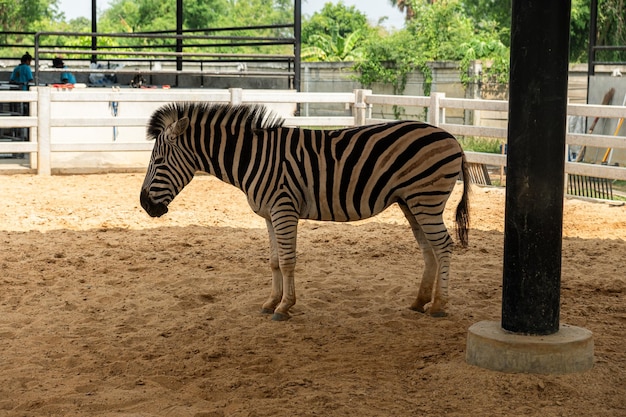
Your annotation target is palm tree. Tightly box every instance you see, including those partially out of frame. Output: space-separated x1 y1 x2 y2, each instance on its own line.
389 0 439 21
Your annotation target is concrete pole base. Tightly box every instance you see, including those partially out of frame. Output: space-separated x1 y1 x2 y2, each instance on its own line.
466 321 594 374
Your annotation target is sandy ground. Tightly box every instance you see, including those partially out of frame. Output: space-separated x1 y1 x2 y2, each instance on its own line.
0 173 624 417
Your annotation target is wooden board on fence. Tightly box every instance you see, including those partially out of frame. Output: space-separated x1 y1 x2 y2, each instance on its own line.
466 162 492 186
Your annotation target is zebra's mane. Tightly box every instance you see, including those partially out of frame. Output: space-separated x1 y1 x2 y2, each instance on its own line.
146 102 286 140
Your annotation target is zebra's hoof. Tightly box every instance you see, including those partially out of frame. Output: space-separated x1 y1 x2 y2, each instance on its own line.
271 312 290 321
429 310 448 318
409 305 427 314
260 307 274 315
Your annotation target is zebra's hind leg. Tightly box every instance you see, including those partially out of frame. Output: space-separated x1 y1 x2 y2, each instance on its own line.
411 228 439 314
261 219 283 315
399 203 437 313
399 203 452 317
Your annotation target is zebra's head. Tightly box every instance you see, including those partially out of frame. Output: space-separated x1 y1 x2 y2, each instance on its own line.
141 103 195 218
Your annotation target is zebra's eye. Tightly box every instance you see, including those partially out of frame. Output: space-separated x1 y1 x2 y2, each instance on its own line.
154 157 165 165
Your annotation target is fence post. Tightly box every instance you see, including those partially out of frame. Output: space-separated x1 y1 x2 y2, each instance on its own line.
354 89 371 126
564 147 570 195
303 65 310 117
37 87 51 176
429 92 445 126
229 88 243 105
29 90 38 170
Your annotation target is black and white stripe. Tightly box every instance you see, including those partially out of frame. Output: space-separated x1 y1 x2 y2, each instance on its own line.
140 102 470 320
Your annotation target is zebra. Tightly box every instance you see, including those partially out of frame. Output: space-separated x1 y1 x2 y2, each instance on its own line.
140 102 470 321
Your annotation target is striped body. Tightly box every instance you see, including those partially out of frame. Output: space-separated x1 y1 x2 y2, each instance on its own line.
140 103 470 320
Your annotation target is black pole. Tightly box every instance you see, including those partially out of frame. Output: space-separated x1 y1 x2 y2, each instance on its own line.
588 0 598 77
176 0 183 72
586 0 598 108
294 0 302 92
91 0 97 63
502 0 572 335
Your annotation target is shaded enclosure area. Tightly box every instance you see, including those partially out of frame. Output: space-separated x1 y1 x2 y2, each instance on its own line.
0 174 624 416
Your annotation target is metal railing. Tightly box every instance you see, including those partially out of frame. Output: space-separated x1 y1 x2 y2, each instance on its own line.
3 28 298 88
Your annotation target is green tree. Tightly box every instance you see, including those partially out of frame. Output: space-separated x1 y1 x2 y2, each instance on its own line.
388 0 414 21
388 0 443 21
0 0 61 32
302 2 373 45
356 29 418 94
301 2 376 62
593 0 626 62
461 0 625 63
99 0 293 33
99 0 226 33
405 0 475 61
460 0 511 46
217 0 292 28
212 0 293 53
184 1 227 30
570 0 591 62
357 0 509 99
0 0 66 57
96 0 292 53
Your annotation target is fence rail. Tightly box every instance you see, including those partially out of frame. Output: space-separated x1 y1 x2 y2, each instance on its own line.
1 87 625 185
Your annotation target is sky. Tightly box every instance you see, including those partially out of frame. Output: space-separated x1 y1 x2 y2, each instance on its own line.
57 0 406 30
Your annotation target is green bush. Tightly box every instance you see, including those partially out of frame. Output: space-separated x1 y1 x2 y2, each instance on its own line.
457 136 503 153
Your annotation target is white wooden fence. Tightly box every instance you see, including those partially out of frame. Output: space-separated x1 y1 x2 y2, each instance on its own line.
1 87 625 181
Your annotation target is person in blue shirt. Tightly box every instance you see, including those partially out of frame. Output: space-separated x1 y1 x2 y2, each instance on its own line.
10 52 34 90
52 57 76 84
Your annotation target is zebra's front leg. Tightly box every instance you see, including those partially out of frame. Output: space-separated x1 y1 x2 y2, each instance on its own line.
262 215 299 321
261 219 283 314
272 261 296 321
271 212 298 321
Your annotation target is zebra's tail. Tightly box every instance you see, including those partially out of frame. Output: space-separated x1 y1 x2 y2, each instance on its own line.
455 154 471 248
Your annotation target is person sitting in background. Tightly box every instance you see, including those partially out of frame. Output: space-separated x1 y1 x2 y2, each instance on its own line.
10 52 33 90
52 57 76 84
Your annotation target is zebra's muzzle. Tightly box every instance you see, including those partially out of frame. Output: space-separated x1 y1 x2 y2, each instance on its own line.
140 188 169 217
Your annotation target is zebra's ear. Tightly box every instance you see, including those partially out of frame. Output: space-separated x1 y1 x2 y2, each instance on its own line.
164 117 189 142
